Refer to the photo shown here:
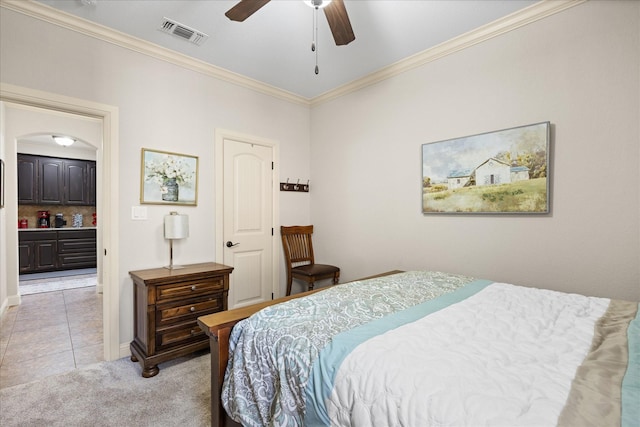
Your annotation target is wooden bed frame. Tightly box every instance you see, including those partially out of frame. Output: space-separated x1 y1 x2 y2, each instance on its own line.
197 270 403 427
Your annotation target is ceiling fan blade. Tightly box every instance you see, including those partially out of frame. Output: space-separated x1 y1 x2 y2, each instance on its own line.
323 0 355 46
225 0 271 22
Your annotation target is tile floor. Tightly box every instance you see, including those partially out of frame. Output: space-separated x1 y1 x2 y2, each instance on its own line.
0 285 104 389
19 273 98 295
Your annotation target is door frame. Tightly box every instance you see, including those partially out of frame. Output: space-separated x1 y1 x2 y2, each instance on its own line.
214 129 280 302
0 82 121 361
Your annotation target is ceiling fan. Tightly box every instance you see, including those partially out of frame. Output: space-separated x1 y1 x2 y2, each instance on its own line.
225 0 356 46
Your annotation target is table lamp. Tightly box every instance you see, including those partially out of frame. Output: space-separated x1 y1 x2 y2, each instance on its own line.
164 211 189 269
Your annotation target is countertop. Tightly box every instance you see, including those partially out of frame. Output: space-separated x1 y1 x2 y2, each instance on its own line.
18 227 97 231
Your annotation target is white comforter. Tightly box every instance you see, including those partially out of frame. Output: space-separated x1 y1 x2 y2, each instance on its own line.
224 272 638 427
316 283 609 426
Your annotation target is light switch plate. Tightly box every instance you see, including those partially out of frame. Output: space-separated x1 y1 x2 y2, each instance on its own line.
131 206 148 220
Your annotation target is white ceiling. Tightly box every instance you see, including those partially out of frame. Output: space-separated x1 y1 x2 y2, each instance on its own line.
34 0 538 100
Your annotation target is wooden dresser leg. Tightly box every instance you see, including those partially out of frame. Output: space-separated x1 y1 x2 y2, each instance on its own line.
142 365 159 378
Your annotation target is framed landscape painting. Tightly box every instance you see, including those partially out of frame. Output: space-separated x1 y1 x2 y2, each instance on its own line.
422 122 550 214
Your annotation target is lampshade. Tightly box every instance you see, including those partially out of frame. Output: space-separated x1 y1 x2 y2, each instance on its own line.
164 212 189 239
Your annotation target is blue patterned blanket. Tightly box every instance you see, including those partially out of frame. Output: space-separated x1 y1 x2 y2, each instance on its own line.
221 271 475 426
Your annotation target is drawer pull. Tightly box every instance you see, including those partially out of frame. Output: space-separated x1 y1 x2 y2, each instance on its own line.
190 329 198 335
191 285 197 291
190 306 196 312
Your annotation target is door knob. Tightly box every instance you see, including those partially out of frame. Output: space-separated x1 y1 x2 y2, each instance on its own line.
226 241 239 248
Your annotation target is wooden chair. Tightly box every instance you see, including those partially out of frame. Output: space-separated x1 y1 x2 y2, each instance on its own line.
281 225 340 296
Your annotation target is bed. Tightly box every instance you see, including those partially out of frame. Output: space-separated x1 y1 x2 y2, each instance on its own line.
197 270 639 427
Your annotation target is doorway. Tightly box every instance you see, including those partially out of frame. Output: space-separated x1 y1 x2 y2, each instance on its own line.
17 133 99 296
0 83 120 362
1 109 105 387
215 129 280 308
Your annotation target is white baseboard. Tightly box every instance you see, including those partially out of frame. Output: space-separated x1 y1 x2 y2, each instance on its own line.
0 299 7 318
0 295 22 318
119 342 131 359
8 294 21 306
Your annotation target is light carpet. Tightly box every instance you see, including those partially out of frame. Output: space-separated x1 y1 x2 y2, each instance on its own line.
0 351 211 427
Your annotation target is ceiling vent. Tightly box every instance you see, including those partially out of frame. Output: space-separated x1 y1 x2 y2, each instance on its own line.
159 18 209 46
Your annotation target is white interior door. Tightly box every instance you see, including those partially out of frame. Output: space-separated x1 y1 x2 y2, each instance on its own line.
222 137 275 308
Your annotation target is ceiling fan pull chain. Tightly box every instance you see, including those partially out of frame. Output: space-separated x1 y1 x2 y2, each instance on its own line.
311 5 316 52
313 5 319 74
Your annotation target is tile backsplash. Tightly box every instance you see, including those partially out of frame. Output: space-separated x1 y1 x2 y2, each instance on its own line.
18 205 97 228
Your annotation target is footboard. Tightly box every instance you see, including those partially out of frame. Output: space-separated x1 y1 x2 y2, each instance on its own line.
197 271 403 427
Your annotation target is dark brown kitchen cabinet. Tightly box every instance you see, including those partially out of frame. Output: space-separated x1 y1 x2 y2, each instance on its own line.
18 231 58 273
17 155 38 204
57 229 97 269
87 162 97 205
19 229 96 274
17 154 96 206
64 159 88 205
18 243 31 271
39 157 64 205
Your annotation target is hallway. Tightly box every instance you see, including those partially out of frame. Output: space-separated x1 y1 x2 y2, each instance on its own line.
0 285 104 389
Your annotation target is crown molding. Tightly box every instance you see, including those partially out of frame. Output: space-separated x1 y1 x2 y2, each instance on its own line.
1 0 585 107
311 0 586 105
0 0 310 106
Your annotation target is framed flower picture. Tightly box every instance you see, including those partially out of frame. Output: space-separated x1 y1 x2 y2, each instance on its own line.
140 148 198 205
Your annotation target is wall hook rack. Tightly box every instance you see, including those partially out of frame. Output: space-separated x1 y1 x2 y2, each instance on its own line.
280 179 309 192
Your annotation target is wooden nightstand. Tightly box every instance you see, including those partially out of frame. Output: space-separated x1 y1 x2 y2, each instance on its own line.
129 262 233 377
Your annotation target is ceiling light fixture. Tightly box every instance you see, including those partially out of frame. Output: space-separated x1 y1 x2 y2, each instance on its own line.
52 135 75 147
304 0 331 8
307 0 332 75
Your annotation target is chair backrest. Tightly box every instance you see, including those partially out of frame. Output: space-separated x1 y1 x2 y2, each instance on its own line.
281 225 315 267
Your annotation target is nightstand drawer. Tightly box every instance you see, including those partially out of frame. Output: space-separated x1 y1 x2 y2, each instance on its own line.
156 320 207 350
129 262 233 377
156 295 223 326
156 277 224 302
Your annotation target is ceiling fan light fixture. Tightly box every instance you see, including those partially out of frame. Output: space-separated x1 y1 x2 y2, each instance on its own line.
52 135 75 147
305 0 331 9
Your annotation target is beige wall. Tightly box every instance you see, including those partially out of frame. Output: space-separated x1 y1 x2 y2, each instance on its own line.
0 7 312 349
0 0 638 357
310 0 639 301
